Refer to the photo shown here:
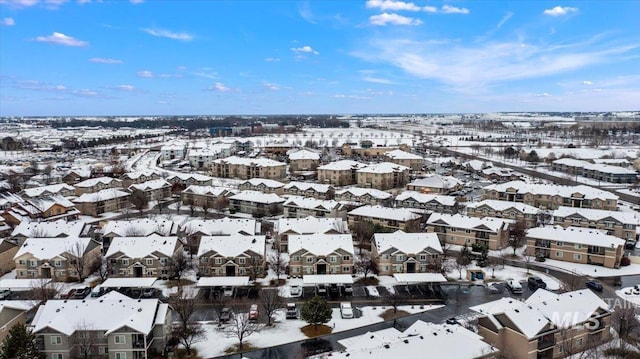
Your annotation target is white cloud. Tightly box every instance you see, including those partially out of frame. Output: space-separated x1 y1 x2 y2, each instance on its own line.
363 76 394 84
207 82 230 92
365 0 421 12
0 0 39 7
192 71 218 80
1 17 15 26
497 11 513 28
369 13 422 26
89 57 122 64
143 27 193 41
34 32 88 47
423 6 437 13
115 84 135 91
137 70 154 78
77 0 91 4
583 80 593 85
544 6 578 16
263 83 280 91
130 0 143 3
72 89 99 97
264 57 280 62
45 0 67 5
291 45 319 55
441 5 469 14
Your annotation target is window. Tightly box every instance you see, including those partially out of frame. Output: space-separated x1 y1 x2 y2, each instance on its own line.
146 259 153 265
342 267 350 273
146 270 153 276
291 256 300 262
29 260 37 267
121 259 129 266
556 241 564 247
577 338 583 346
54 260 62 267
574 243 582 249
52 354 63 359
18 260 25 265
556 251 563 258
238 258 246 265
383 265 389 271
215 258 223 264
114 335 126 344
574 254 582 260
306 257 314 263
382 254 389 260
396 255 404 262
51 336 62 345
329 256 337 263
342 255 350 261
115 353 127 359
293 267 300 273
160 258 168 265
419 255 427 261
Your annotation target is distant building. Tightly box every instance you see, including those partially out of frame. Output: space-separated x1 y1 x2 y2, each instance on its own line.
406 174 462 194
237 178 285 195
426 213 511 250
552 206 639 241
395 191 459 214
356 162 410 190
372 231 442 275
552 158 638 184
465 199 540 228
317 160 367 186
212 156 287 180
384 149 424 171
348 205 422 231
335 187 393 206
288 149 321 172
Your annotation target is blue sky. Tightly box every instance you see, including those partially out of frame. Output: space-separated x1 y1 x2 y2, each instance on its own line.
0 0 639 116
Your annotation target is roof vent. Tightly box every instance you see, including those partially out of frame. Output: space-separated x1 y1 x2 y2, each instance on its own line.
384 344 390 349
138 308 142 312
433 332 437 336
514 309 520 313
56 308 60 312
419 336 424 340
403 339 409 344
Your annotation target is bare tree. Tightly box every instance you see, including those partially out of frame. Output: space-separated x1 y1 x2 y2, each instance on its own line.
29 278 60 304
352 220 375 255
170 287 205 356
267 248 288 280
386 290 401 314
63 241 94 281
170 250 190 280
226 312 263 352
354 252 377 281
93 254 111 282
201 199 212 219
508 218 527 255
611 305 640 351
260 288 285 326
72 321 96 359
522 246 534 274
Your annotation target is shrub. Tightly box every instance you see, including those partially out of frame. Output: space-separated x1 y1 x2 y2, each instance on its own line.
620 257 631 266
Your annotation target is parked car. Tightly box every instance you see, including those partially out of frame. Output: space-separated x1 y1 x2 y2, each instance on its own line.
286 303 298 319
315 284 327 297
249 304 259 321
586 281 603 292
343 284 353 296
340 302 354 319
0 289 11 300
506 279 523 294
90 285 104 298
142 288 155 298
527 277 547 290
365 286 380 297
60 288 77 299
289 285 302 298
445 317 460 325
219 308 232 323
73 287 91 299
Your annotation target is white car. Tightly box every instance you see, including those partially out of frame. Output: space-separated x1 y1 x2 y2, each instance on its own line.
365 286 380 297
340 302 354 319
506 279 523 294
289 285 302 297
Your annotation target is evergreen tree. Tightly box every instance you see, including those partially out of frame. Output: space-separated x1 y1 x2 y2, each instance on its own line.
0 323 46 359
301 296 333 330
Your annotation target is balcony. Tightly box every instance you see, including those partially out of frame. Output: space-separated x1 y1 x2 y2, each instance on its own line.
535 240 551 248
537 334 555 351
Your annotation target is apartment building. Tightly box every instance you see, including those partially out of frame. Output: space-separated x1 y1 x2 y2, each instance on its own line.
288 149 321 172
237 178 285 195
212 156 287 180
283 181 334 199
128 179 172 203
181 185 235 207
334 187 393 206
288 234 354 277
395 191 459 214
74 176 123 196
552 158 638 184
165 173 213 187
0 301 38 344
2 196 80 226
160 141 186 161
187 144 234 170
73 189 130 217
32 291 171 359
482 181 618 210
348 205 422 231
552 206 639 241
356 162 410 190
465 199 540 228
340 142 409 157
0 239 19 276
120 170 160 188
283 196 347 219
472 289 612 359
426 213 511 250
21 183 75 199
406 174 462 194
526 226 625 268
106 235 182 278
181 218 259 255
229 190 285 217
197 235 265 277
100 218 179 252
317 160 367 186
372 231 442 275
384 149 424 171
275 216 348 252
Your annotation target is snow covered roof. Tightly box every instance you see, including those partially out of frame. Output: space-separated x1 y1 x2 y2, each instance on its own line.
0 300 38 314
128 179 171 191
470 297 550 339
229 190 284 204
11 220 86 238
384 149 423 160
553 206 640 224
483 181 619 200
357 162 410 174
197 235 265 257
0 191 23 208
181 218 258 236
101 277 157 288
464 159 492 171
121 170 159 180
283 196 341 211
465 199 540 215
288 234 354 256
166 173 213 182
348 205 422 222
288 149 320 160
239 178 285 188
427 213 510 233
213 156 285 167
182 185 235 197
105 235 180 258
393 273 447 283
554 158 638 175
283 181 332 193
335 187 392 200
317 160 367 171
395 191 457 206
73 188 130 203
101 219 178 237
303 274 354 285
407 174 462 190
526 225 626 248
75 176 122 188
197 276 250 287
276 216 348 235
373 230 443 254
32 296 165 336
15 236 95 260
0 278 51 290
22 183 74 198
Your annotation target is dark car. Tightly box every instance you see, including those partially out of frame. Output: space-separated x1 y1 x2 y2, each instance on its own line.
445 317 460 325
72 287 91 299
219 308 232 323
586 281 603 292
527 277 547 290
301 338 333 357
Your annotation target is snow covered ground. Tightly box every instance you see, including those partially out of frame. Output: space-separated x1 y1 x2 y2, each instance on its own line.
534 258 640 278
192 304 443 358
443 260 563 290
615 286 640 306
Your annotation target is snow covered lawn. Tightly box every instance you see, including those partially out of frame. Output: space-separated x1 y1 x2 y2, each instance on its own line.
615 286 640 306
444 260 563 290
192 304 443 358
534 258 640 278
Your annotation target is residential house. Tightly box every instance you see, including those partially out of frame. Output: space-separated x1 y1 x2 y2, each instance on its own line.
0 301 39 344
160 141 186 161
0 191 22 211
165 173 213 188
552 206 639 241
406 174 462 194
317 160 367 186
482 181 618 210
73 189 130 217
187 144 235 170
288 149 321 172
181 185 236 208
526 226 625 268
212 156 287 180
465 200 540 228
1 196 80 226
120 170 160 188
263 143 294 156
10 220 88 244
128 179 172 203
283 181 334 199
237 178 285 195
275 216 348 252
288 234 354 277
384 149 424 171
0 239 19 275
229 190 285 217
426 213 511 250
14 236 101 281
106 235 182 278
74 176 123 196
481 167 523 182
348 205 422 231
61 168 91 185
283 196 347 219
334 187 393 206
372 231 443 275
197 235 266 277
356 162 410 190
32 292 172 359
395 191 459 214
21 183 75 199
552 158 638 184
471 289 612 359
181 218 259 255
100 218 179 253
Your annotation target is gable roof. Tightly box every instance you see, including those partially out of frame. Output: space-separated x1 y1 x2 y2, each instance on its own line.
283 196 341 211
105 235 180 258
283 181 332 193
73 188 130 203
357 162 410 174
101 218 178 237
128 179 171 192
384 149 423 160
335 187 392 200
526 225 626 248
288 149 320 160
288 234 354 256
348 205 422 222
276 216 348 235
483 181 619 200
553 206 640 224
373 230 442 254
22 183 74 198
181 218 258 236
197 235 265 257
213 155 285 167
182 185 235 197
427 213 510 232
229 190 284 204
15 236 95 260
407 174 461 189
75 176 122 188
317 160 367 171
11 220 86 238
239 178 285 189
465 199 539 215
395 191 457 206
